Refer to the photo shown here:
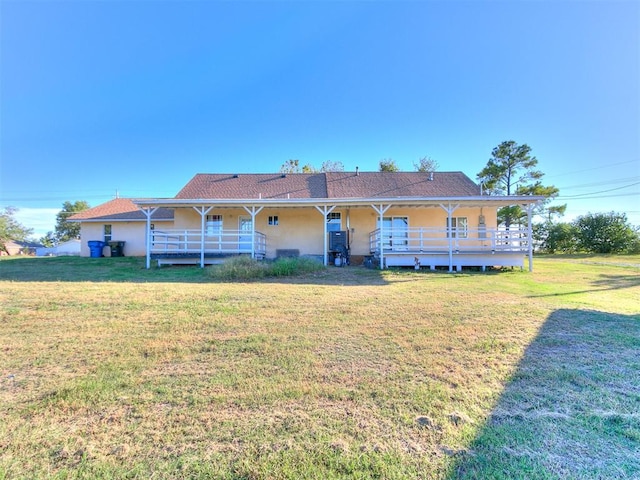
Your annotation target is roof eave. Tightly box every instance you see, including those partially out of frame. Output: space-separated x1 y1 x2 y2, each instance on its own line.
133 195 545 208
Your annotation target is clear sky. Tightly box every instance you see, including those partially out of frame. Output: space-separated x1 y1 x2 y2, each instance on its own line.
1 0 638 238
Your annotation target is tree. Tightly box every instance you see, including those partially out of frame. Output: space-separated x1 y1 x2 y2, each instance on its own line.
379 159 399 172
535 222 580 253
39 231 57 248
54 201 90 243
320 160 345 172
414 156 439 173
279 159 317 173
0 207 33 254
477 141 561 228
573 212 639 254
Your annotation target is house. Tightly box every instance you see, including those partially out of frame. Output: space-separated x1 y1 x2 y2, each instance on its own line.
1 240 44 256
36 239 82 257
70 171 544 271
68 198 174 257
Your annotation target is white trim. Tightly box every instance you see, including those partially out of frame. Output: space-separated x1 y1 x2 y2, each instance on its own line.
133 195 543 209
371 204 392 269
140 206 159 269
314 205 336 266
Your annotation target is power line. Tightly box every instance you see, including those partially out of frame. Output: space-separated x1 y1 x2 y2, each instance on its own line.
545 159 639 179
556 182 640 199
557 192 639 200
557 176 640 190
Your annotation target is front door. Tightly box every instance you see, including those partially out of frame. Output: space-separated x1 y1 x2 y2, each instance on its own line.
239 216 253 252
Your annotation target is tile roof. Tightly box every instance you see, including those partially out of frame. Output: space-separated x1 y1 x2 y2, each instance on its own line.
176 172 480 199
68 198 174 221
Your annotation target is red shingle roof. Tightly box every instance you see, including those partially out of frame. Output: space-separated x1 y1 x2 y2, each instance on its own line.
176 172 480 199
68 198 174 221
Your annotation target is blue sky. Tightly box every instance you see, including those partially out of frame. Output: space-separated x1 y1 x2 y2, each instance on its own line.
1 0 638 238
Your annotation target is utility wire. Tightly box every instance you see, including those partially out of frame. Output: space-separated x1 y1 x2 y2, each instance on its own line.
557 176 640 190
545 159 639 179
556 182 640 199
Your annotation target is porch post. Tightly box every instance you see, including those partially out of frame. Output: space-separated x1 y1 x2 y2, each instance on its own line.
193 206 213 268
315 205 335 266
243 206 264 259
439 203 459 272
141 206 158 269
526 203 534 272
371 204 391 269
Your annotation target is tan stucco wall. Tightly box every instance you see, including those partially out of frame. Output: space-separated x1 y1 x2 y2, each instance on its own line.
79 221 173 257
172 205 497 258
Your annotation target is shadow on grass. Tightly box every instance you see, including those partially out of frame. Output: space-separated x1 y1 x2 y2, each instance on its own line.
0 256 392 285
530 271 640 298
450 309 640 479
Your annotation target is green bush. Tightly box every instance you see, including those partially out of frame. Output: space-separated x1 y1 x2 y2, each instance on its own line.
207 256 324 280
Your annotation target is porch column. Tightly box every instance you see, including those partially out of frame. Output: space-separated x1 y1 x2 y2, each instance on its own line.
526 203 534 272
243 206 264 259
439 203 459 272
314 205 336 266
371 204 391 269
193 206 213 268
141 206 158 269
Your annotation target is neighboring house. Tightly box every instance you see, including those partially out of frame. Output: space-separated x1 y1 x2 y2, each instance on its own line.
67 198 175 257
1 240 44 256
69 172 544 270
36 239 82 257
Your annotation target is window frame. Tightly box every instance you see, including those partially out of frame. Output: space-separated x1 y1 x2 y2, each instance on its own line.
206 214 223 236
326 212 342 232
447 217 468 238
103 224 112 243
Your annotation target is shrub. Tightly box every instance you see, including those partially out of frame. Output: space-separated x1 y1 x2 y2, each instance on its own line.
207 256 324 280
574 212 639 254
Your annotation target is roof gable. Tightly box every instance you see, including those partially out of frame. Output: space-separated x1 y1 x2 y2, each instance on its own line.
325 172 479 198
68 198 174 222
175 172 480 200
176 173 328 199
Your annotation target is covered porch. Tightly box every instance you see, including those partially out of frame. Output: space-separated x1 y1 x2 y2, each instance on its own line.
369 226 531 271
150 228 266 266
134 196 541 270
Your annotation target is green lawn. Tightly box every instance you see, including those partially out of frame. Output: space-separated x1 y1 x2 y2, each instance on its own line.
0 255 638 479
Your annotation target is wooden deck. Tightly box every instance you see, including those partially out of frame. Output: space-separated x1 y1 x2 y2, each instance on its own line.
369 227 531 270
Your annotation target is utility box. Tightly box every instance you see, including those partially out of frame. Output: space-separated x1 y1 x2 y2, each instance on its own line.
108 241 125 257
329 231 348 251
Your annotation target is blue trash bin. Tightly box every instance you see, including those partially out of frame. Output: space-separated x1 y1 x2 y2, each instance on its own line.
88 240 105 258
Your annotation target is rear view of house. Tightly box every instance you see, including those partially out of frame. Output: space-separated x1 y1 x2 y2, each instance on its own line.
71 171 542 271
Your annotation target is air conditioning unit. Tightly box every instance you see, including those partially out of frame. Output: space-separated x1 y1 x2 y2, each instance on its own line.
329 231 348 251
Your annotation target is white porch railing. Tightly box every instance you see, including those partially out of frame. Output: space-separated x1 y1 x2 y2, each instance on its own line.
151 229 266 256
368 227 529 254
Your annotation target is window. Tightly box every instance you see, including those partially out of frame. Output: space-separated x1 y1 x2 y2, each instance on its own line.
377 216 408 249
104 224 112 243
206 215 223 235
268 215 279 226
326 212 341 232
447 217 468 238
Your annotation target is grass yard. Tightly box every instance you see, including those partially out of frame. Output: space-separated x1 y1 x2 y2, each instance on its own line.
0 255 638 479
